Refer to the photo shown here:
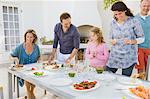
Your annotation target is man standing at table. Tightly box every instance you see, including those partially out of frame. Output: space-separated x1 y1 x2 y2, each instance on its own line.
48 12 80 64
135 0 150 73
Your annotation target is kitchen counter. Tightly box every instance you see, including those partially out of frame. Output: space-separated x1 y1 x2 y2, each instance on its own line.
39 43 87 49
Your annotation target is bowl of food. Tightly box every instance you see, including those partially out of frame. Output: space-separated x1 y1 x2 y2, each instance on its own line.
96 67 104 74
42 61 49 66
68 72 76 77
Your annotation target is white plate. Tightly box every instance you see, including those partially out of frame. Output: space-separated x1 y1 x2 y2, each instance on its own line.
23 67 38 71
117 77 142 85
70 81 100 92
49 78 73 86
95 74 116 81
121 86 140 99
30 70 48 77
44 66 60 71
44 63 62 71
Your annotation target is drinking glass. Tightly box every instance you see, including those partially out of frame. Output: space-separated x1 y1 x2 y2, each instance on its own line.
75 60 87 73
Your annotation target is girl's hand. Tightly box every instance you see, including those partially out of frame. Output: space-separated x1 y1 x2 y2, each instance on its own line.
92 51 96 58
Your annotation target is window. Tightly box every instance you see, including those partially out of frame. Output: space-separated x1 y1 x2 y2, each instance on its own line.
2 6 20 51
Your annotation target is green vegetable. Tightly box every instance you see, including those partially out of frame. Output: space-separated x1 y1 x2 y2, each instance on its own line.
122 96 126 99
34 72 44 76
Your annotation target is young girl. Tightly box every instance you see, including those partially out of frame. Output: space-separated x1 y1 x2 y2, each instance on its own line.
85 27 109 69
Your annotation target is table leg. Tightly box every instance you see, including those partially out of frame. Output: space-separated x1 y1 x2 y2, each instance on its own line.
44 90 47 95
8 72 13 99
13 75 15 92
16 77 20 98
0 86 4 99
146 55 150 80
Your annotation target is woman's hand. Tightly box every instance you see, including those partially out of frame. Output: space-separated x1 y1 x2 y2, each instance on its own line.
13 57 19 65
124 39 137 45
110 39 117 45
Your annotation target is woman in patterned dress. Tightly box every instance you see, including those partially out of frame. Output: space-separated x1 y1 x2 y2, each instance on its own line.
106 1 145 76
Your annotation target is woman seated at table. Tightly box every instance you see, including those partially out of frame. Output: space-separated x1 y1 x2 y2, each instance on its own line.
85 27 109 69
10 29 40 99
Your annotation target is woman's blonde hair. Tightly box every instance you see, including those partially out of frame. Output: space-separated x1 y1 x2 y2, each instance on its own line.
90 27 105 44
24 29 37 44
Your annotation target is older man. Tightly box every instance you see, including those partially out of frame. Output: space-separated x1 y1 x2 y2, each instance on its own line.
48 12 80 64
135 0 150 73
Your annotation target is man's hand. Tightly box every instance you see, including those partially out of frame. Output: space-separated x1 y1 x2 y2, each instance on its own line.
48 48 57 64
65 58 72 64
65 48 78 64
48 53 55 64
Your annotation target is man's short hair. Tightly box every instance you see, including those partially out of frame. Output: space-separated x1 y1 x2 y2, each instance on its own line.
60 12 71 22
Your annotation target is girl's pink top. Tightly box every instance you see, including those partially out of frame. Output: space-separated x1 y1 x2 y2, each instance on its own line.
85 42 109 68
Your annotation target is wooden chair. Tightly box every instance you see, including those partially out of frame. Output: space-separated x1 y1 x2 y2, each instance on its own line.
0 85 4 99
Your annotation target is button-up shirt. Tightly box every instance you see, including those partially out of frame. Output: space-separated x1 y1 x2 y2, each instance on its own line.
53 23 80 54
11 43 40 65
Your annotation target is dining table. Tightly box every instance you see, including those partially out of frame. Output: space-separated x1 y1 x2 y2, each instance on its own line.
7 63 150 99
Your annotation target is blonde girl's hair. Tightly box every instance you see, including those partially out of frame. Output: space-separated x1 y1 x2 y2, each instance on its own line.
24 29 38 44
90 27 105 44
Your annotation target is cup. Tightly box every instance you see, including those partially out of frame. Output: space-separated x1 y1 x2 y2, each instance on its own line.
96 67 104 74
69 64 74 68
75 60 87 73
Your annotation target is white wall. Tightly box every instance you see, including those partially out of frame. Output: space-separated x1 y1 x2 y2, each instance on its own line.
21 0 102 40
71 0 102 27
20 1 45 41
42 1 74 40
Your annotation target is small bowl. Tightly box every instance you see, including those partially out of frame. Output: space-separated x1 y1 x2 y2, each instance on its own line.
68 72 76 77
96 68 104 74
